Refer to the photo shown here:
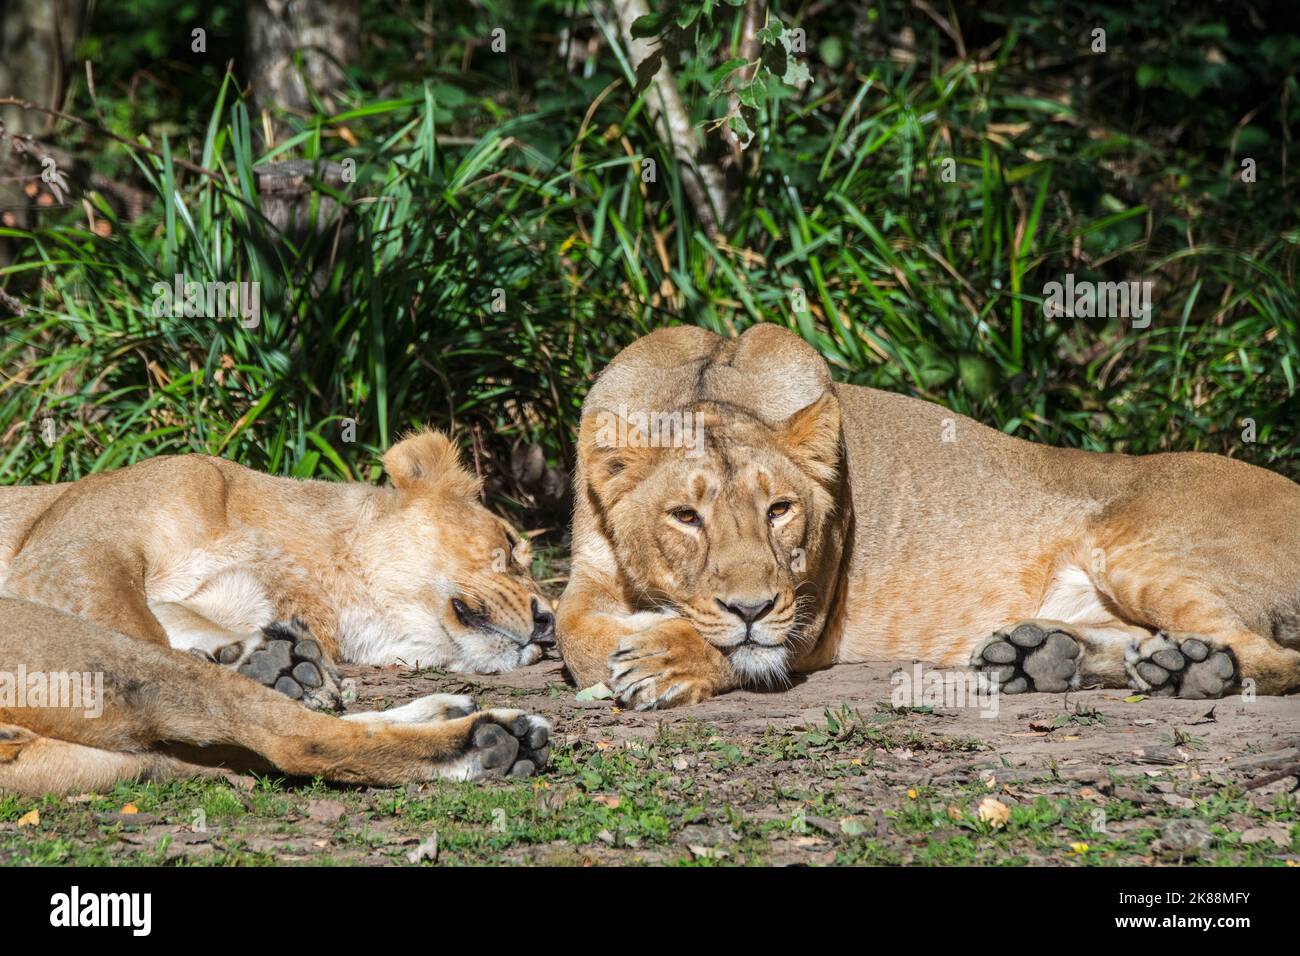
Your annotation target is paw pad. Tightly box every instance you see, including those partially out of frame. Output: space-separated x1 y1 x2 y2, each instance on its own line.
1126 634 1237 699
469 713 551 778
239 619 344 710
971 623 1081 693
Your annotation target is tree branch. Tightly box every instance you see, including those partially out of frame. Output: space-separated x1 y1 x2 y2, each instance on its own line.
607 0 730 238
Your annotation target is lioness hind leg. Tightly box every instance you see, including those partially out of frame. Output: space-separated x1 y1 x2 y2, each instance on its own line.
970 619 1148 693
1097 566 1300 696
1126 633 1239 699
0 723 196 798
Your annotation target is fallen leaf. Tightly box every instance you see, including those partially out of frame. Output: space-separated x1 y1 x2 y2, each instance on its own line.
688 844 729 860
791 835 827 848
1124 695 1147 703
591 795 621 809
978 797 1010 829
1069 841 1090 854
405 837 438 864
17 810 39 828
121 803 139 815
576 683 613 702
839 817 868 836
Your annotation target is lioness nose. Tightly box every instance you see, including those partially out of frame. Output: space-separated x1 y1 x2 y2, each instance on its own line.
530 598 556 645
717 597 776 624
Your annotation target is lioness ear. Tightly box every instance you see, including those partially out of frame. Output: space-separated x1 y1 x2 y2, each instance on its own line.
776 391 841 485
579 410 659 508
382 429 482 499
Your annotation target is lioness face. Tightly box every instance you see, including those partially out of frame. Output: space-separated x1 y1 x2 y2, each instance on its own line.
373 431 555 673
584 394 842 686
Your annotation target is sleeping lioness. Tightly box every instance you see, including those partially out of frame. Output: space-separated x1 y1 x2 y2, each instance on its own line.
0 598 550 795
0 429 556 709
556 323 1300 708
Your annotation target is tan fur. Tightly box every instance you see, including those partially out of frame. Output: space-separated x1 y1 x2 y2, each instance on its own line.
557 324 1300 707
0 430 553 675
0 598 548 795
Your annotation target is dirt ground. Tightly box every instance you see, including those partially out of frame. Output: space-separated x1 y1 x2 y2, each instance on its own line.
3 651 1298 866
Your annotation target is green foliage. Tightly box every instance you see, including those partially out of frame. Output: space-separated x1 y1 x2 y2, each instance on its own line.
2 0 1297 531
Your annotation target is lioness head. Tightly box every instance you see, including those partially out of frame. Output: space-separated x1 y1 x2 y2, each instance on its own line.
580 391 845 685
352 430 554 673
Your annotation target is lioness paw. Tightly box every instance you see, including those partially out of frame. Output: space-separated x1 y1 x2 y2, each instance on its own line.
447 710 550 780
608 630 719 710
1126 632 1237 699
239 618 346 711
970 622 1082 693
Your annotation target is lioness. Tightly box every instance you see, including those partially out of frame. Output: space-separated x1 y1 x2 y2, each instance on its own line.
0 430 556 709
556 324 1300 708
0 598 550 796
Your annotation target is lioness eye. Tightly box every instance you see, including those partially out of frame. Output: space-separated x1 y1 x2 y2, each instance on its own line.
767 501 792 521
670 508 702 527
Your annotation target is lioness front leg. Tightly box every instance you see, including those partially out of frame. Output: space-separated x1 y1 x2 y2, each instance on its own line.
968 618 1292 699
556 578 736 709
152 604 346 710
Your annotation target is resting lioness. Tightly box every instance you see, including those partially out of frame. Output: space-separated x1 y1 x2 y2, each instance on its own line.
0 598 550 796
0 430 555 709
556 324 1300 708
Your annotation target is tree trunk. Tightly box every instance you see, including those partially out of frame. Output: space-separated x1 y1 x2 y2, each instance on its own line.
0 0 87 268
245 0 360 142
607 0 731 238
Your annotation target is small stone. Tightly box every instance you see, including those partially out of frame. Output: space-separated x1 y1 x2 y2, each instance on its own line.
307 799 346 824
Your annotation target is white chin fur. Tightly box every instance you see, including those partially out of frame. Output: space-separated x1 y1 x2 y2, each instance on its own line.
450 636 541 674
727 643 791 687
